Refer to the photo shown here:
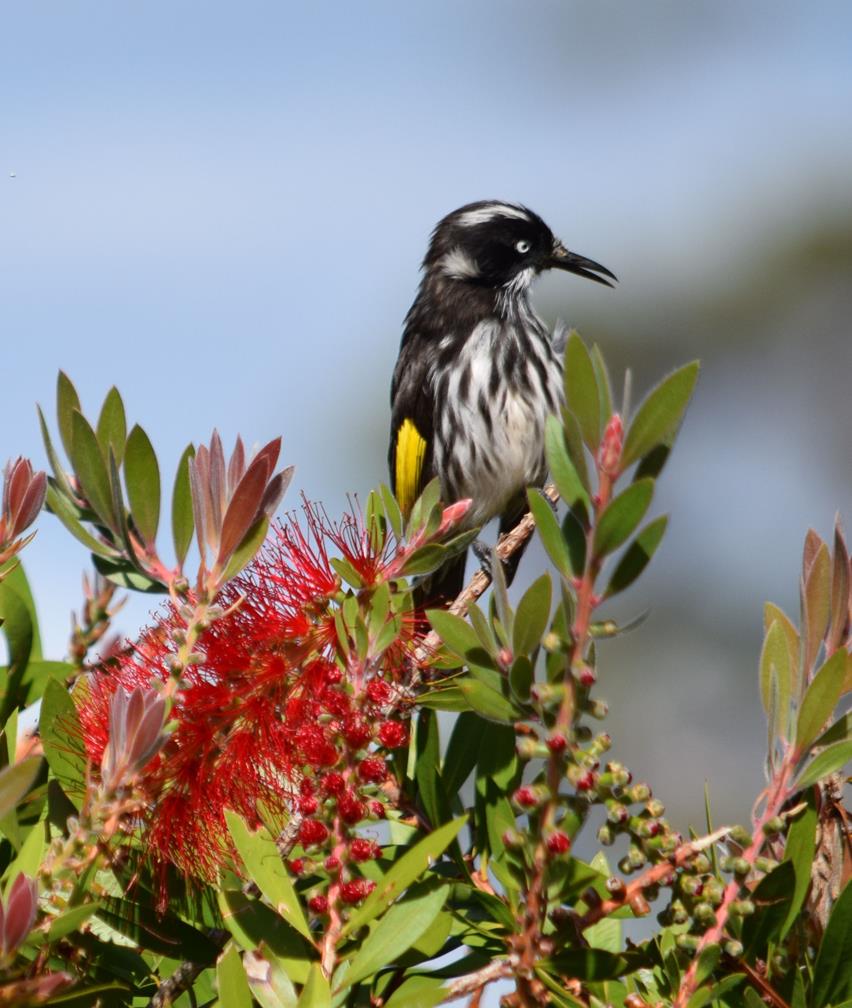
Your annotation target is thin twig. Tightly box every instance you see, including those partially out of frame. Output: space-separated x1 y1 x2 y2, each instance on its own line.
441 958 516 1002
411 484 561 682
146 929 228 1008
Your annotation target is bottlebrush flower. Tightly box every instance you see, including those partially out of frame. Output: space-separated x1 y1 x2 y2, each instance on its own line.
75 500 420 900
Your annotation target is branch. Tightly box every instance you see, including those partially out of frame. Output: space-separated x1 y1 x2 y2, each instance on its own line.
146 929 228 1008
411 484 560 680
441 959 516 1002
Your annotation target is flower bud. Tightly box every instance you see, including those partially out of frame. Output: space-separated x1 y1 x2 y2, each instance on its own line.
598 414 624 477
693 901 716 927
724 939 743 958
546 831 572 856
763 817 785 838
605 877 626 901
730 899 755 917
0 873 38 957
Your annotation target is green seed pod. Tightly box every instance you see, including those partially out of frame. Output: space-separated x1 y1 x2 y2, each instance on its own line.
675 933 700 953
724 939 743 958
693 901 717 927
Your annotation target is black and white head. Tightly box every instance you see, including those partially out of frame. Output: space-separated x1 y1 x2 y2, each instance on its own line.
423 200 616 311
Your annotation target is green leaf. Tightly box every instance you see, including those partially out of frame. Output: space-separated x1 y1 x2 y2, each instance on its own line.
545 416 591 514
171 444 196 568
763 602 801 701
47 903 99 942
218 889 311 983
426 610 480 659
564 331 601 449
95 387 127 466
593 479 654 558
796 740 852 790
244 948 299 1008
813 879 852 1007
217 942 253 1008
760 620 791 734
543 948 628 980
56 371 81 463
509 655 534 702
400 544 448 577
124 424 160 546
590 343 613 423
225 811 312 941
40 679 87 803
814 711 852 749
1 564 42 661
781 791 817 938
803 540 831 673
415 712 455 837
741 860 795 957
513 574 551 656
91 554 165 593
342 817 466 938
384 976 446 1008
0 757 40 819
221 516 269 582
527 489 572 578
795 648 847 753
69 410 116 528
44 483 121 560
605 515 668 597
442 711 486 796
344 882 449 987
38 404 75 499
457 678 518 723
298 963 331 1008
621 361 699 468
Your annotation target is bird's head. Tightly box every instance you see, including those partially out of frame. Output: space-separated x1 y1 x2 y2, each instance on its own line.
423 200 616 301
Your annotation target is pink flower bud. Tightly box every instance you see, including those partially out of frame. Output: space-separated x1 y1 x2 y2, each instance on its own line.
436 499 473 537
597 414 624 477
0 873 38 957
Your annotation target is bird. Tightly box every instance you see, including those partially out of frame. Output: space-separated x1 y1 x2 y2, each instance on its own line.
389 200 616 604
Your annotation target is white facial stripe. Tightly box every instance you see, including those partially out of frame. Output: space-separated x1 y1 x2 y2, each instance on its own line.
456 203 530 227
440 247 479 280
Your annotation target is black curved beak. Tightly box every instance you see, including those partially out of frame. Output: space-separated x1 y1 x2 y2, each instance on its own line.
546 240 617 287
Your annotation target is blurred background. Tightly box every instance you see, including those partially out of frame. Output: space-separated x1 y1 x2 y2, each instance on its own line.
2 0 851 862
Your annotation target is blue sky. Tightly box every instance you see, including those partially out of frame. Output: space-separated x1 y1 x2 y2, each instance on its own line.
3 2 852 842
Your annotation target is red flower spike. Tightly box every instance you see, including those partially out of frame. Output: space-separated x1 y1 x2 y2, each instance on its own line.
546 832 572 856
357 757 386 783
343 716 373 749
308 894 329 914
338 792 367 825
320 772 345 796
340 879 376 905
377 721 407 749
368 800 386 819
288 858 305 876
366 679 392 706
298 795 319 815
513 786 538 809
350 838 380 862
298 820 329 847
74 497 426 898
324 855 341 872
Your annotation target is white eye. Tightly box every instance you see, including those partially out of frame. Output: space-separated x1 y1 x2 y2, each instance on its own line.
515 239 531 254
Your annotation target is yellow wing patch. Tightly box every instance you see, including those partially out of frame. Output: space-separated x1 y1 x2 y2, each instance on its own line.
394 418 427 519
